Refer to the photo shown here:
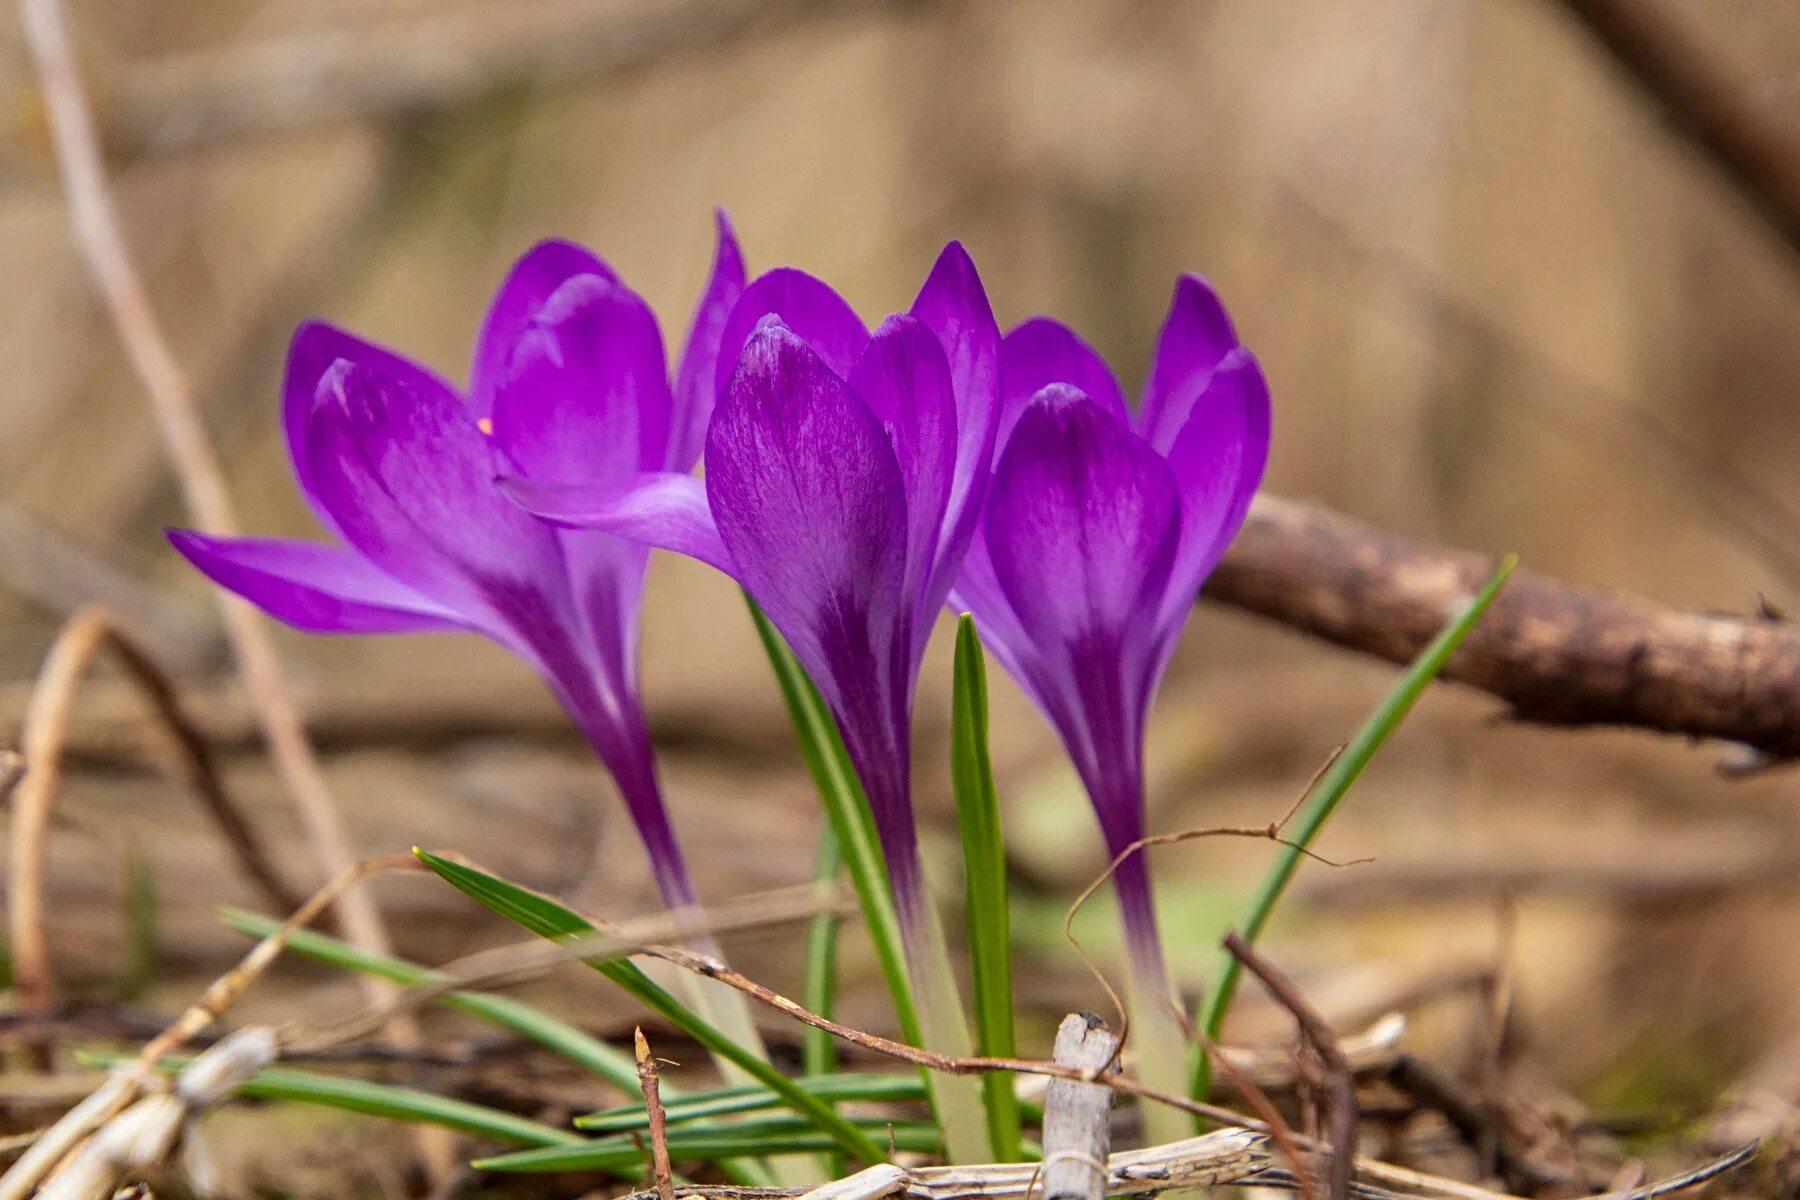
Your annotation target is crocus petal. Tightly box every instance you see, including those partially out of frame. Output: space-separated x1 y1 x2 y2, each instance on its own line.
848 314 957 654
668 210 746 471
708 325 917 886
168 530 467 635
301 355 574 648
715 268 869 402
501 472 737 577
469 239 617 419
284 322 459 542
1136 274 1241 453
999 318 1129 449
488 275 673 485
983 386 1181 857
708 326 908 704
908 242 1001 542
985 386 1181 655
1153 348 1271 634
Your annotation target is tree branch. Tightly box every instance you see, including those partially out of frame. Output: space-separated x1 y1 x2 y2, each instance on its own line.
1204 495 1800 761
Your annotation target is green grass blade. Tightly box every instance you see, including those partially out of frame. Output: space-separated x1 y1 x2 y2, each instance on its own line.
417 849 883 1165
803 824 847 1176
803 826 843 1081
1190 556 1516 1103
79 1052 581 1149
949 615 1021 1162
477 1121 945 1174
579 1073 926 1131
745 596 920 1048
218 907 643 1094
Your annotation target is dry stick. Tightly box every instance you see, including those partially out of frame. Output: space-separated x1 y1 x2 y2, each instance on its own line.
1197 1033 1320 1200
9 608 311 1025
1205 494 1800 761
17 0 391 982
0 854 417 1200
636 1029 677 1200
1222 934 1356 1200
1551 0 1800 266
1037 1015 1118 1200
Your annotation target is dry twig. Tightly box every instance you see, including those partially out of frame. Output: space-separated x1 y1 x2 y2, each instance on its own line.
0 853 416 1200
8 607 305 1021
18 0 390 977
1223 934 1356 1200
636 1029 676 1200
1038 1014 1119 1200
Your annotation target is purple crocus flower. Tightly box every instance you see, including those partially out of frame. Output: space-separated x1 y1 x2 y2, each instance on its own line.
952 276 1269 1083
506 243 1000 953
168 217 745 926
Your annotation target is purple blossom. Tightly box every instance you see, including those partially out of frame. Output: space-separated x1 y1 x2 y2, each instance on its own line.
507 243 1000 943
169 216 747 917
951 276 1270 1001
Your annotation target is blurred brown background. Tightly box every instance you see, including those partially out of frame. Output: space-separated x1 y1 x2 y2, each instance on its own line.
5 0 1800 1177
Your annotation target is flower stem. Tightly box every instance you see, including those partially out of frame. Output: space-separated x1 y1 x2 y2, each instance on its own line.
896 879 995 1167
1113 859 1192 1148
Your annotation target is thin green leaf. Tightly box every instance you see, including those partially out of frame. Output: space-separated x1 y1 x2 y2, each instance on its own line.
1190 556 1517 1104
579 1073 926 1131
803 824 847 1176
219 907 643 1094
417 849 883 1165
78 1052 580 1149
745 597 919 1045
477 1121 945 1174
803 826 843 1081
949 615 1022 1162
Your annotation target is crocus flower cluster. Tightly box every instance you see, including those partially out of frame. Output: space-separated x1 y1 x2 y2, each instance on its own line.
172 213 1268 1127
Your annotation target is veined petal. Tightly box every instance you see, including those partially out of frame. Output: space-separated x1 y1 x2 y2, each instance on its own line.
469 239 617 419
668 210 747 471
1137 274 1241 453
715 267 869 402
707 325 916 868
1000 318 1129 449
168 531 467 635
501 472 736 576
285 322 459 542
981 386 1179 856
301 355 574 644
848 314 956 653
488 275 673 485
985 386 1181 655
1153 347 1271 634
708 326 908 703
909 242 1001 548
